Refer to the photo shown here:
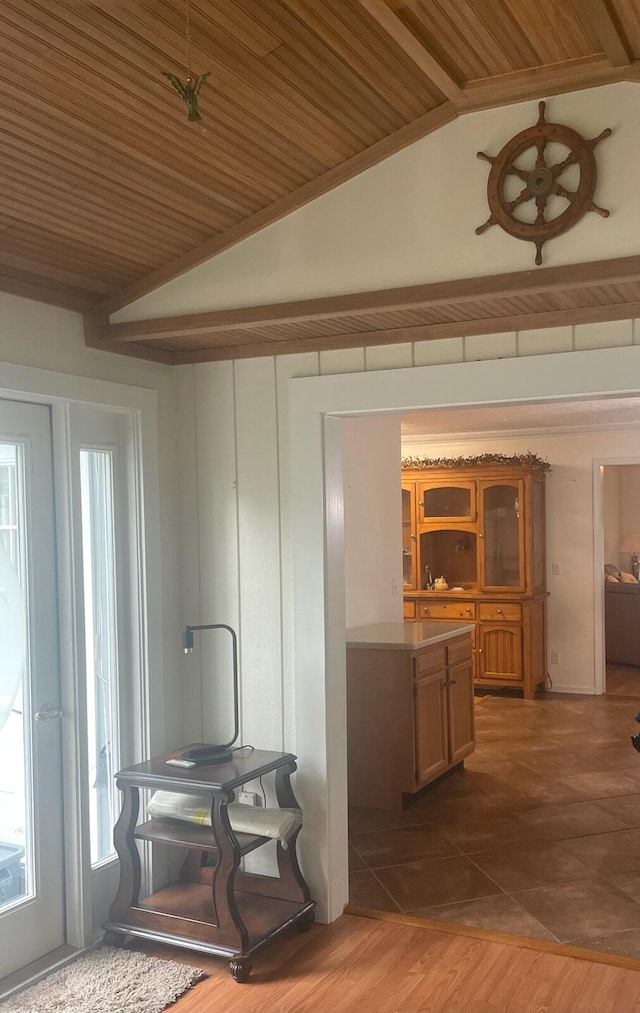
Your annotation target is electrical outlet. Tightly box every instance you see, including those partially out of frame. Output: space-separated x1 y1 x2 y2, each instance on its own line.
551 562 560 576
550 651 560 664
238 791 261 807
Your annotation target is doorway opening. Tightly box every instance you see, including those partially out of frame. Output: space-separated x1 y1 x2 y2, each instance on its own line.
342 409 640 960
289 343 640 929
600 462 640 698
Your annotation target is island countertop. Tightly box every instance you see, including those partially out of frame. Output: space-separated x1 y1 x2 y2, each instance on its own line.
346 621 474 651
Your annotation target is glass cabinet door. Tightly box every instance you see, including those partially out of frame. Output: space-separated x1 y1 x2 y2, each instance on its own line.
418 481 476 523
402 486 417 589
530 476 546 592
479 480 525 590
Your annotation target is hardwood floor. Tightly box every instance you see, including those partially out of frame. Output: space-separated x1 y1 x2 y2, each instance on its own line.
607 662 640 697
139 913 640 1011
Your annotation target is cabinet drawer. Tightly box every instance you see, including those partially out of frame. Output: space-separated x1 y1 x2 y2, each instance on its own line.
404 599 416 619
478 602 522 622
447 636 473 667
418 601 476 621
414 645 446 677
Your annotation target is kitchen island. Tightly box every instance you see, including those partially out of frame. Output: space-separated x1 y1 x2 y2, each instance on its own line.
346 621 475 810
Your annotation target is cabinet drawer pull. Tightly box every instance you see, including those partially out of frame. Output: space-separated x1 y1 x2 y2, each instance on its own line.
497 609 503 615
448 680 457 686
465 608 472 614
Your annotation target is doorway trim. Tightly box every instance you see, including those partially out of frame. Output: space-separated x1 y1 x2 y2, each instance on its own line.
290 343 640 924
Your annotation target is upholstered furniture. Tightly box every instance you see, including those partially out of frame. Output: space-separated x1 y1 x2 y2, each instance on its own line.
605 581 640 667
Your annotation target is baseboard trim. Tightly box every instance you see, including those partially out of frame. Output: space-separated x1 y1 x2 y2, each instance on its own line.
546 685 597 695
345 904 640 973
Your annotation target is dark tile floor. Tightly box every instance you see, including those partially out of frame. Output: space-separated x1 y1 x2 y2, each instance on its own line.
349 690 640 958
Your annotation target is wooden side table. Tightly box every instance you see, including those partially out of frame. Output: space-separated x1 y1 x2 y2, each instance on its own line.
103 748 315 982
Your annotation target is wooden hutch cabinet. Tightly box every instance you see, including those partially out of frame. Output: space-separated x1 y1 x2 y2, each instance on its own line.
402 456 549 699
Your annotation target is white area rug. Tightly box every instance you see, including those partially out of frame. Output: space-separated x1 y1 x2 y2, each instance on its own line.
0 946 205 1013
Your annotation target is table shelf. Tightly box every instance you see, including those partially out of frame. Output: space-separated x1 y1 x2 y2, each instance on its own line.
129 880 309 952
134 817 268 856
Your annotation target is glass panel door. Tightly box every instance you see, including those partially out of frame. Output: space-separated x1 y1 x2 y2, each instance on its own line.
480 480 525 590
68 403 144 935
0 445 27 906
0 400 64 979
80 450 120 867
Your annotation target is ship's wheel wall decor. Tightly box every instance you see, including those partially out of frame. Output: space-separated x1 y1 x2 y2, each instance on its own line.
475 101 611 265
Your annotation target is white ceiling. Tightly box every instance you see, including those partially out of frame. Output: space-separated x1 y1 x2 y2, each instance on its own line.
401 396 640 444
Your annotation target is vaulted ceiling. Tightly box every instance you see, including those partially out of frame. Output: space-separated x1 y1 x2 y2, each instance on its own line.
3 1 640 363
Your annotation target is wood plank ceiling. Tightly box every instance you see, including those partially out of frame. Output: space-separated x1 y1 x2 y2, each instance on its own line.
2 0 640 363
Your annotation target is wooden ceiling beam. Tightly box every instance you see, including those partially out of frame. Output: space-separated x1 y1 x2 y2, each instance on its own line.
353 0 464 101
0 248 113 296
573 0 630 68
98 102 458 317
83 313 174 366
458 56 623 113
99 255 640 345
168 298 640 365
0 266 96 313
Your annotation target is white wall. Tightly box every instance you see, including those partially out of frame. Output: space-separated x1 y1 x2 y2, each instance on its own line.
405 431 640 695
343 414 403 629
113 81 636 322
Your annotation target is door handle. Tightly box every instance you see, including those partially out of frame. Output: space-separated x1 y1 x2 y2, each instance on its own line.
35 704 63 723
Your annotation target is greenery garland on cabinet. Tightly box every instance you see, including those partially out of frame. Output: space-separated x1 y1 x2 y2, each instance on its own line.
401 452 551 472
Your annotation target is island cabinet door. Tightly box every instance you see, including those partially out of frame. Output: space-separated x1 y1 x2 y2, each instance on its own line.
413 669 448 787
447 658 475 764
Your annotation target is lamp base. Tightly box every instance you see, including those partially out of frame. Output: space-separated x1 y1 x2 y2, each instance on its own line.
180 743 234 765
